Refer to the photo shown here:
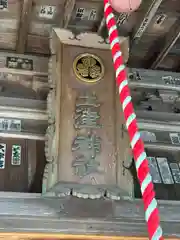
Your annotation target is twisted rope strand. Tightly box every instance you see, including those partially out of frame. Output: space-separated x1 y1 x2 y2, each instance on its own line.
104 1 163 239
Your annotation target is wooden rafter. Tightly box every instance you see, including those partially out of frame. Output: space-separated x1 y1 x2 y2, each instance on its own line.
16 0 33 54
97 0 163 51
131 0 163 46
63 0 76 28
0 97 47 140
150 19 180 69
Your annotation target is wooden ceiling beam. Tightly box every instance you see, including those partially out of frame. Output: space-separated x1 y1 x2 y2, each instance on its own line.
150 20 180 69
98 0 163 41
0 196 179 237
0 52 48 76
0 105 47 121
0 52 49 97
16 0 33 54
131 0 163 46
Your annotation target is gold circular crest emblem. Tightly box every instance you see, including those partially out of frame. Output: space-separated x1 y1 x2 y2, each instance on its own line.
73 53 105 83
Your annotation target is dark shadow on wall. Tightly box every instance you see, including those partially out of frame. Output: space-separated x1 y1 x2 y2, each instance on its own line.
29 141 46 193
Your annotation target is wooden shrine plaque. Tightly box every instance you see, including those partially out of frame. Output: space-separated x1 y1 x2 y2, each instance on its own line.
59 45 116 187
45 30 132 199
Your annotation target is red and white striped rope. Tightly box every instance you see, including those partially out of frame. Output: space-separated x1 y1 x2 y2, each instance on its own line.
104 1 163 239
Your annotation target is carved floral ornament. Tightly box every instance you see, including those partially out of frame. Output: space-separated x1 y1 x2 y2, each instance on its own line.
73 53 105 84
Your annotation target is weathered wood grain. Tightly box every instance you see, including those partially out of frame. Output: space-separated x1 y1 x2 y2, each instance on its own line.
16 0 33 53
0 19 19 32
0 0 21 19
0 105 47 121
0 138 28 192
63 0 76 28
30 0 64 24
58 44 116 184
49 29 128 199
53 29 129 63
0 196 178 237
44 28 131 199
26 35 50 55
115 92 134 198
26 0 65 55
67 1 103 31
0 97 47 134
157 54 180 70
0 97 46 109
0 33 17 50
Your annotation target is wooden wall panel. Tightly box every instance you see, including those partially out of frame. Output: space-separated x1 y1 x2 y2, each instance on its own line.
146 13 177 37
29 22 53 37
0 19 19 32
115 11 140 37
30 0 65 25
129 1 180 67
0 33 17 50
157 54 180 70
0 138 28 192
0 138 45 193
143 1 179 39
27 0 65 55
0 19 19 51
68 0 103 32
26 35 50 55
0 52 49 97
0 0 21 19
0 0 20 50
0 52 48 73
7 138 28 192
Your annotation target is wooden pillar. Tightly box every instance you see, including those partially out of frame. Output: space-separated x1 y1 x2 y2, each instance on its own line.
44 28 133 199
